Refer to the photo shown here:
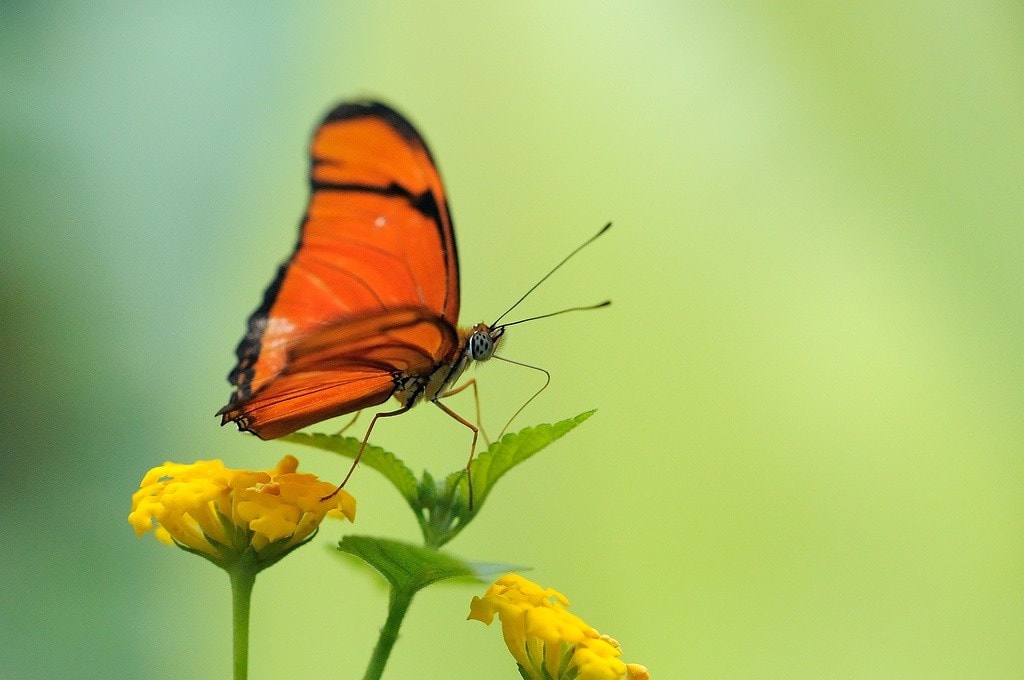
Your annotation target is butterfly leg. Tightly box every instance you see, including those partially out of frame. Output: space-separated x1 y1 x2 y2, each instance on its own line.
333 409 362 436
432 399 479 510
439 378 491 447
321 404 413 501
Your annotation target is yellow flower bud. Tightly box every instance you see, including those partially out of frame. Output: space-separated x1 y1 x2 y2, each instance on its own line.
469 574 648 680
129 455 354 569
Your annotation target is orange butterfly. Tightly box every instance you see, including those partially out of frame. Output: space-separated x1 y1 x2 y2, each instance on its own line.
217 101 606 490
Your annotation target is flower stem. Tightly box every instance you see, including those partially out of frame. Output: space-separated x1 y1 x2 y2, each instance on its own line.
362 586 414 680
229 565 257 680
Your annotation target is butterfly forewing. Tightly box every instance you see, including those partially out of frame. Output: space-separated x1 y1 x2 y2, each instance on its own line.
220 102 461 439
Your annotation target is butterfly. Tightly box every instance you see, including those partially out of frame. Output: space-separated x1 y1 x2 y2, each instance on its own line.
217 100 607 491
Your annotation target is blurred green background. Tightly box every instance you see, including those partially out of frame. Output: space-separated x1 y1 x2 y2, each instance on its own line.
3 2 1022 678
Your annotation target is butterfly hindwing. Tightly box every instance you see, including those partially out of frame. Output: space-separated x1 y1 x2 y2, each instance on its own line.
219 308 459 439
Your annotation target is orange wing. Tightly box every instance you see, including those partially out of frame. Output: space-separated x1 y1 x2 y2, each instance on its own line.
218 101 460 439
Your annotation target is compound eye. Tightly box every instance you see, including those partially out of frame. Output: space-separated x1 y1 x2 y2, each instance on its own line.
469 331 494 360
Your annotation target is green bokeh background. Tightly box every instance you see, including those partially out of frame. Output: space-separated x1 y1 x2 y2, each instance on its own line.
3 3 1022 678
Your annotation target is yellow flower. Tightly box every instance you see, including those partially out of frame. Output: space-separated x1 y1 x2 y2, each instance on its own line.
469 573 649 680
128 455 355 569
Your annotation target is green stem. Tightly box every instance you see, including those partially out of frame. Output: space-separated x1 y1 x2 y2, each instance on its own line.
229 565 257 680
362 586 414 680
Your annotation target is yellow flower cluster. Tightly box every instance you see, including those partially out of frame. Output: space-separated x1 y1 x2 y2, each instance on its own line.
128 455 355 568
469 574 649 680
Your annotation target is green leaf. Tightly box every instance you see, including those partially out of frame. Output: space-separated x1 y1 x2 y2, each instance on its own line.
451 409 597 509
281 432 419 505
336 535 519 593
284 412 597 550
409 411 596 549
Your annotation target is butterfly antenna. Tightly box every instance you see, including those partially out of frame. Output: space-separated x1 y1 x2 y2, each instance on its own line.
491 222 611 327
492 355 551 439
496 300 610 330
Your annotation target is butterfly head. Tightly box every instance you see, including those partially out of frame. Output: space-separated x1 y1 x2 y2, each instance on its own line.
467 323 504 362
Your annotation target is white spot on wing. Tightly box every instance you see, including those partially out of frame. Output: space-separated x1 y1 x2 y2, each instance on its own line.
266 318 296 334
265 318 296 348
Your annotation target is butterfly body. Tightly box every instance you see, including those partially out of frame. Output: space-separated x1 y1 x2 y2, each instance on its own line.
391 323 502 410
